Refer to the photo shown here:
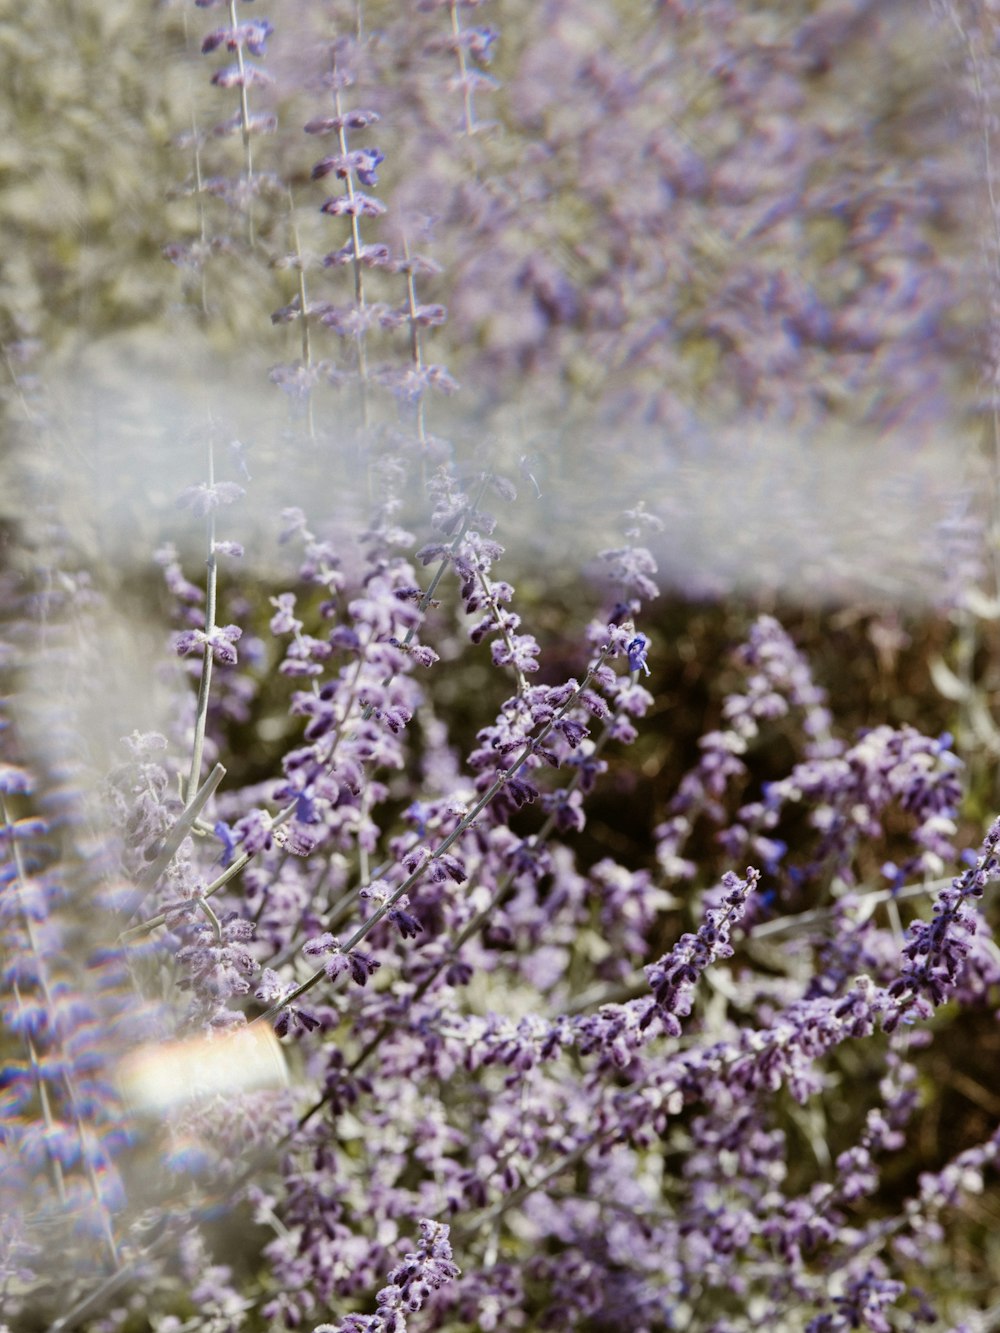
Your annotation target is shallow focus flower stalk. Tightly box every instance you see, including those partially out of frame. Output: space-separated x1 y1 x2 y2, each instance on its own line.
163 0 280 311
293 37 387 429
198 0 278 244
423 0 499 138
0 446 158 1314
0 734 123 1300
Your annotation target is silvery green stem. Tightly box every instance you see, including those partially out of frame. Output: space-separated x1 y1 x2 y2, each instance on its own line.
227 0 255 243
185 444 218 806
139 762 226 893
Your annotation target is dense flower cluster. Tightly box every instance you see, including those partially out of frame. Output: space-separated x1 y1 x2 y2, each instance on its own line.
314 1219 460 1333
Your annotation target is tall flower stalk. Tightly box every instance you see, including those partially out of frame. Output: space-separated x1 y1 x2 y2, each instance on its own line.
199 0 277 244
306 51 387 429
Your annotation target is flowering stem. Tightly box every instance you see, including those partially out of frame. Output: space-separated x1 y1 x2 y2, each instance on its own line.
457 1140 596 1242
121 839 265 942
185 443 218 806
190 109 210 318
449 0 475 136
22 1015 67 1204
476 565 529 695
288 193 317 439
227 0 255 244
2 794 120 1267
400 236 431 462
417 471 491 613
360 472 490 723
333 78 369 427
198 892 224 941
252 649 613 1027
126 477 490 940
113 761 226 930
143 763 226 892
297 697 625 1111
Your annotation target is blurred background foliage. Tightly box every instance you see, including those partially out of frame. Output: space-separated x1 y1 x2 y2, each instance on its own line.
2 0 994 616
0 0 987 420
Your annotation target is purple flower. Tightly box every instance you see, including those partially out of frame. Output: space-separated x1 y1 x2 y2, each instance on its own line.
212 539 244 558
214 819 239 867
321 193 387 219
642 867 758 1033
174 623 243 665
348 949 381 987
0 764 33 795
201 19 274 56
232 808 274 854
176 912 258 1008
626 633 650 676
306 108 381 134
